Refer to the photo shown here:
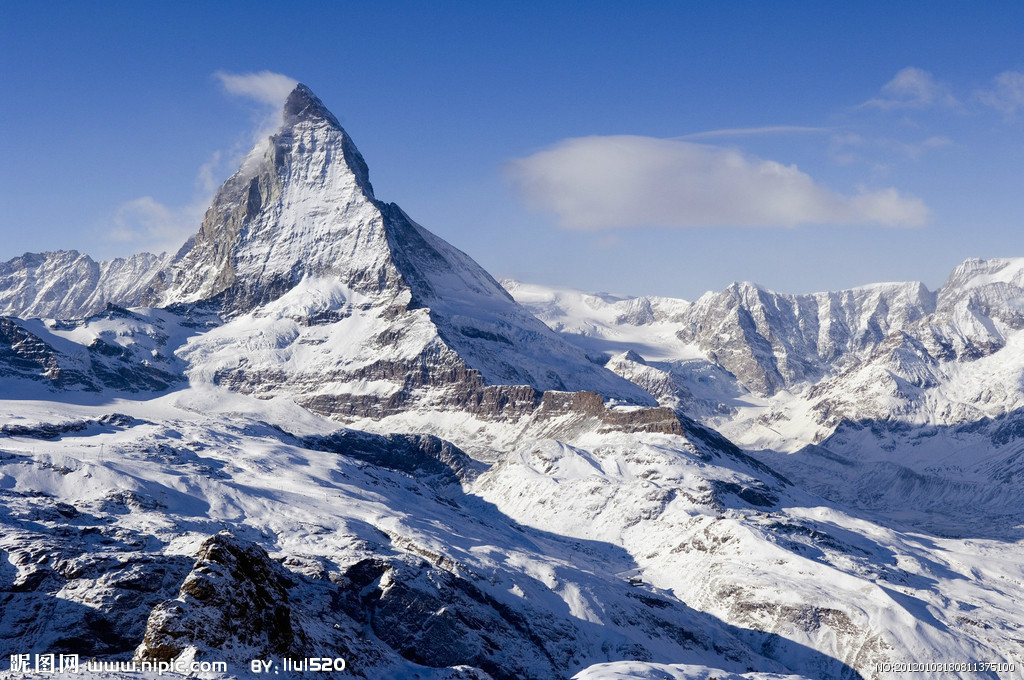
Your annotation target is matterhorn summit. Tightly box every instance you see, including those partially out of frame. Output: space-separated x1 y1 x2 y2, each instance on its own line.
144 84 383 310
0 84 651 416
160 84 652 415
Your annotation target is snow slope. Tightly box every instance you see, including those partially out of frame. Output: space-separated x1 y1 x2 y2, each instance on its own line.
2 388 1022 679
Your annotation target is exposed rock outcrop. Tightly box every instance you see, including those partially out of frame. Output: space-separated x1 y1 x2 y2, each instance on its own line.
135 532 313 663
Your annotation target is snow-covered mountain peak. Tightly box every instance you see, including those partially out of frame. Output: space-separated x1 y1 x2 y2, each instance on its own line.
280 83 374 197
283 83 342 127
143 84 387 312
727 280 764 295
941 256 1024 290
130 86 651 412
0 250 171 320
937 256 1024 310
1 85 653 416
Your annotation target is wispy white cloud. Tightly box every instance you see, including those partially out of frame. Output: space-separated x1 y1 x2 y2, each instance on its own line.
677 125 830 140
214 70 299 144
507 135 928 230
862 67 958 110
213 70 298 109
196 150 224 194
830 132 951 166
976 70 1024 117
848 187 929 226
102 71 300 257
106 196 204 255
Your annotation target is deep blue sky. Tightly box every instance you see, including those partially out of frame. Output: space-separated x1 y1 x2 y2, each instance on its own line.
2 2 1022 299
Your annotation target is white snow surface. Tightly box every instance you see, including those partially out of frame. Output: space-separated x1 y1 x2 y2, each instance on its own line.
1 387 1022 678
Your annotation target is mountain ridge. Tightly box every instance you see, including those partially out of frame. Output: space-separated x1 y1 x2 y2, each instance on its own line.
507 255 1023 404
0 250 170 320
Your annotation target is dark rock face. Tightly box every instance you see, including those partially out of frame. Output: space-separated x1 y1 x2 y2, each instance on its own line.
336 556 562 680
536 391 686 437
708 480 778 508
0 499 193 658
303 430 486 486
136 532 312 662
0 317 70 385
1 413 133 439
134 533 569 679
286 349 518 421
290 348 675 437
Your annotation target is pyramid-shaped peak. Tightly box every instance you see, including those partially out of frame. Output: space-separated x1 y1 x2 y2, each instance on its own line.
278 83 373 195
283 83 342 128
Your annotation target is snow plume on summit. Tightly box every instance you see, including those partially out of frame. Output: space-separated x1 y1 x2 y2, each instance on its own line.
214 70 300 143
214 70 299 109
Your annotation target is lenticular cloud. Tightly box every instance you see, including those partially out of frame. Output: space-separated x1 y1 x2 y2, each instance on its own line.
507 135 928 230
